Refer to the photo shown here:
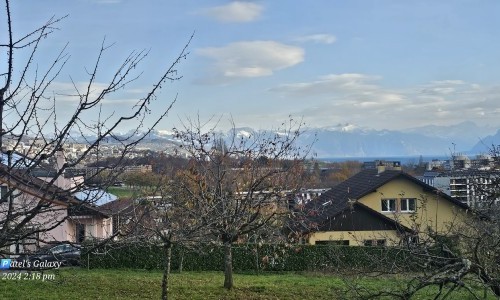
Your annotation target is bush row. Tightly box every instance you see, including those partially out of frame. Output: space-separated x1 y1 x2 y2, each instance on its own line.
82 242 419 273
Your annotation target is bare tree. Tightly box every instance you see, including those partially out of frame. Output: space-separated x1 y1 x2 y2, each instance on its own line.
172 116 311 289
104 167 206 300
326 150 500 299
0 0 191 257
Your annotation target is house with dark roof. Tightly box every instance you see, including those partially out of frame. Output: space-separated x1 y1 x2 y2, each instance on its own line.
100 196 171 241
300 164 468 246
0 150 112 255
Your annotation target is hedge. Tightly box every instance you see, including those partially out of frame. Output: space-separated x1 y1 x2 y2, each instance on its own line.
81 242 419 273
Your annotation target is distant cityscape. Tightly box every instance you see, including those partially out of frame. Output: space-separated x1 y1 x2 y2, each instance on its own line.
362 155 500 208
3 129 499 210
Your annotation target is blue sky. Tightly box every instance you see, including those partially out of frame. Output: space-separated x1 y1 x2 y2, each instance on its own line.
5 0 500 133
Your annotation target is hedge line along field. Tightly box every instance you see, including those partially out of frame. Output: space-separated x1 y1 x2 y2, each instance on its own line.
1 269 497 300
83 243 419 273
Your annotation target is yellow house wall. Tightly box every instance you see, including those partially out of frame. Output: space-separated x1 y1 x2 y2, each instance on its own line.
358 178 465 235
309 230 401 246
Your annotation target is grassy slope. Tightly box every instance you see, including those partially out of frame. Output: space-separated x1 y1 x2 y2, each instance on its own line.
106 187 134 198
0 269 495 300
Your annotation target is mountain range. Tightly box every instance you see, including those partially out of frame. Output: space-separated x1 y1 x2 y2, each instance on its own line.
221 122 498 158
298 122 498 158
69 122 499 158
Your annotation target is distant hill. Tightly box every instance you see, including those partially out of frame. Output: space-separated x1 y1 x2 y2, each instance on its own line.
403 121 495 150
469 130 500 154
226 123 496 158
297 125 456 158
64 122 498 158
296 122 497 158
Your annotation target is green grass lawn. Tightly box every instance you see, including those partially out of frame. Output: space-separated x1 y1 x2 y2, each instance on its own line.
0 269 495 300
107 186 135 198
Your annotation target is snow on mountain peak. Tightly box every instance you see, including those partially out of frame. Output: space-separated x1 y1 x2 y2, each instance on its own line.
323 123 361 132
237 130 252 138
340 123 358 132
156 129 175 136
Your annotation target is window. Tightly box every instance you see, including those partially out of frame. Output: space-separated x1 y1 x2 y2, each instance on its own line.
363 239 386 247
400 198 416 212
86 223 95 239
382 198 416 213
381 199 396 212
112 216 120 236
401 235 419 248
316 240 349 246
0 186 7 203
76 223 85 243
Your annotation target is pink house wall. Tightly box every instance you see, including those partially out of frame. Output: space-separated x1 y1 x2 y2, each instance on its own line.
2 190 111 251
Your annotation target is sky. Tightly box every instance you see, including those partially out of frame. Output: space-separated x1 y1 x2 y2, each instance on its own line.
4 0 500 133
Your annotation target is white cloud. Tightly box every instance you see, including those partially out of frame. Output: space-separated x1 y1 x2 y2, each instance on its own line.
269 73 407 129
419 80 466 95
48 81 144 106
270 73 382 95
294 34 336 44
269 74 500 130
51 81 110 102
203 1 263 23
197 41 304 83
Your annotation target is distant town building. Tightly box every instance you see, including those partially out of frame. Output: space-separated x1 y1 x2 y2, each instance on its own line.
363 160 402 170
294 188 330 205
425 154 496 172
418 170 500 207
418 153 499 207
123 165 153 173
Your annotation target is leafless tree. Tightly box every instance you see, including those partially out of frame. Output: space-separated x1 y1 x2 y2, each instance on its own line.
172 116 311 289
329 150 500 299
0 0 191 257
105 168 207 300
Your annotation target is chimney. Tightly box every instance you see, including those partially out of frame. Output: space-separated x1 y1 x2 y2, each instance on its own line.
54 146 67 189
55 146 66 171
377 162 386 174
393 161 402 171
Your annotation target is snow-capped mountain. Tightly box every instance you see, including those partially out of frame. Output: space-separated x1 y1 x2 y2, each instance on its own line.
231 127 256 139
289 121 498 158
323 123 365 133
221 124 453 158
297 126 457 158
64 122 498 158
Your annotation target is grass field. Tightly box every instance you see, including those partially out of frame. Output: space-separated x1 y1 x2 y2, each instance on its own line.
0 269 495 299
107 186 135 198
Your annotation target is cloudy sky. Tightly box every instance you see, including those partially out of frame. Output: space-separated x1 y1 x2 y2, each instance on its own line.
6 0 500 132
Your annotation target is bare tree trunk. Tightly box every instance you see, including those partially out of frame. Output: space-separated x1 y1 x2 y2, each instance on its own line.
0 99 4 149
255 245 260 275
477 270 500 297
161 243 172 300
223 242 233 290
178 248 184 273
